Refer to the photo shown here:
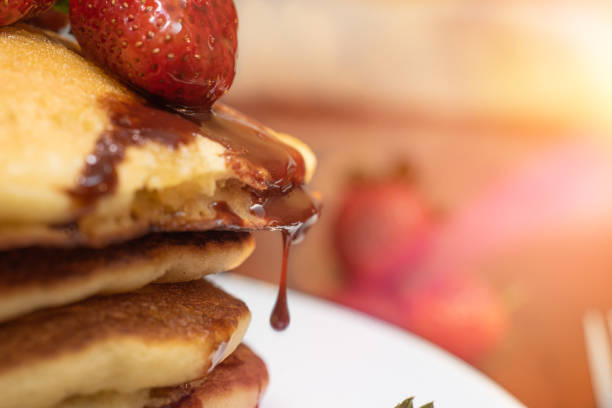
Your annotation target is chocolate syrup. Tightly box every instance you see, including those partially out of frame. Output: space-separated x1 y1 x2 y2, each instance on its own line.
190 103 306 192
73 99 306 204
73 97 320 330
269 230 292 330
251 187 320 331
268 192 319 330
69 99 200 203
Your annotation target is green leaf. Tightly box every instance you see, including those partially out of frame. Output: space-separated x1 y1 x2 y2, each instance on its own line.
394 397 434 408
53 0 69 14
394 397 414 408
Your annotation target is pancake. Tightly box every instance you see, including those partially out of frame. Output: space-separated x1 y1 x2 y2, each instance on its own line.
0 231 254 322
55 344 269 408
0 25 318 250
0 280 250 408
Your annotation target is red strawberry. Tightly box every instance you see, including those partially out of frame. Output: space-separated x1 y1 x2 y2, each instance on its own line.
26 8 69 32
334 180 432 288
70 0 238 109
399 274 508 363
0 0 56 26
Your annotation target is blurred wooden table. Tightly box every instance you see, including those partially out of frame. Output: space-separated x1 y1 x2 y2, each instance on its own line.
229 99 606 407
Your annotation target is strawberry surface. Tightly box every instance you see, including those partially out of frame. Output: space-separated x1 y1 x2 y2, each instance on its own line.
399 274 508 363
70 0 238 109
334 180 432 287
0 0 56 26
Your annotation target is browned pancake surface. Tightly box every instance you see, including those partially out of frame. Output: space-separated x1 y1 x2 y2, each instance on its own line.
148 344 269 408
53 344 268 408
0 280 246 374
0 231 249 288
0 231 254 322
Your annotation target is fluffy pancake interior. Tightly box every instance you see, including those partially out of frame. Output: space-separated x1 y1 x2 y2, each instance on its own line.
0 25 316 250
54 344 269 408
0 280 250 408
0 231 254 322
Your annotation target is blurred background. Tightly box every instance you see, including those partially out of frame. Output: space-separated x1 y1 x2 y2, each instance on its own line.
224 1 612 406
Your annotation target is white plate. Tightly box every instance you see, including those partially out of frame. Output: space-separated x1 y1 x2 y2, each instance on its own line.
211 274 525 408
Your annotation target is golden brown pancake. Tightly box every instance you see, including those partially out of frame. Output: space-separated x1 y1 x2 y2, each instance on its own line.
0 231 254 322
156 344 268 408
56 344 269 408
0 25 317 250
0 280 250 408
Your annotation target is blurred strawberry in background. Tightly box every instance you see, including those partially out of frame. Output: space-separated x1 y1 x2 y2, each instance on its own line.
333 271 508 364
227 0 612 403
331 168 509 363
399 274 508 363
333 173 432 289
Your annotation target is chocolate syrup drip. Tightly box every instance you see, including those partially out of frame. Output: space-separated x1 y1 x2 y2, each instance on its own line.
258 188 320 331
69 99 200 203
269 230 292 330
187 104 306 192
72 98 320 330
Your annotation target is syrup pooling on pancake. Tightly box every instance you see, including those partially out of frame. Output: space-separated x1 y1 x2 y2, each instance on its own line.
194 103 306 193
69 98 201 203
71 98 307 207
69 95 320 235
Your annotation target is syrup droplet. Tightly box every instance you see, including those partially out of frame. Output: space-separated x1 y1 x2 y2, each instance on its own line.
270 230 292 331
250 187 320 331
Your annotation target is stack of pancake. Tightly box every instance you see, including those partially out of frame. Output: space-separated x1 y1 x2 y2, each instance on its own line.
0 25 318 408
